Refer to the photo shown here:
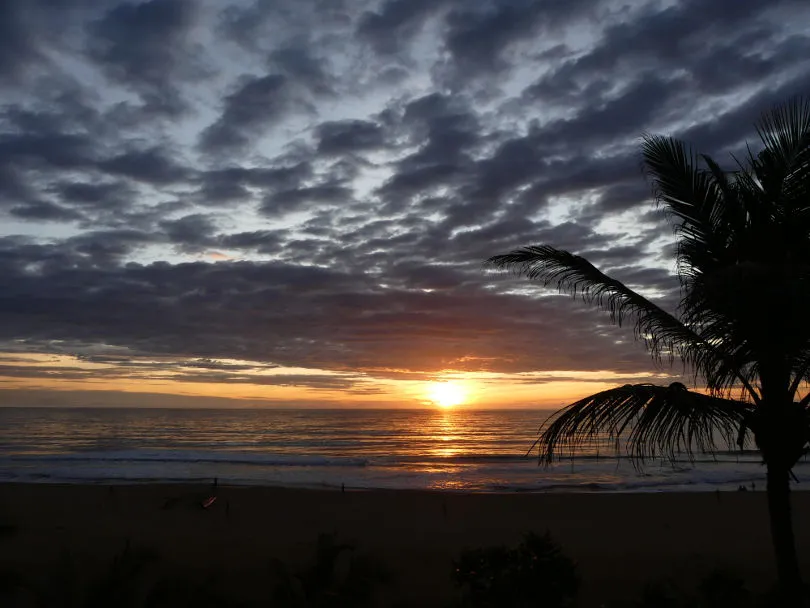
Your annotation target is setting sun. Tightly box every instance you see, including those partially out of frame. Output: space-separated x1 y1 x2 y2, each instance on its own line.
427 381 467 408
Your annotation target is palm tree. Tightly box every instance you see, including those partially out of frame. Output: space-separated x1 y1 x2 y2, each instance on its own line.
486 98 810 604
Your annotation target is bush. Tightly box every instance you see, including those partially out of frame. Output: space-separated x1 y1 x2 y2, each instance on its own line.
452 532 579 608
269 533 388 608
604 568 755 608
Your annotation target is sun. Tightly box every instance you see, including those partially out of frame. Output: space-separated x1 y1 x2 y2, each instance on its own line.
428 381 466 408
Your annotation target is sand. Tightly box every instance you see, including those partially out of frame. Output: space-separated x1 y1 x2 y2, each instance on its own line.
1 483 809 606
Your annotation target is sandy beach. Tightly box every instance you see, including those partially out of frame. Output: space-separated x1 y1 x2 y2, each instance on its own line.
1 484 809 606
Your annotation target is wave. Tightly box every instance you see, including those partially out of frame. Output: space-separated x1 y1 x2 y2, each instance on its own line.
486 472 766 494
3 450 369 468
2 448 782 470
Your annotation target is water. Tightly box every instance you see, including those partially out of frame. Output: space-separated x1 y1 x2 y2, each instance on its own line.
0 407 804 492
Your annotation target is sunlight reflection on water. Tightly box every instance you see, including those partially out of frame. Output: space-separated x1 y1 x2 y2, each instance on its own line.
0 407 803 492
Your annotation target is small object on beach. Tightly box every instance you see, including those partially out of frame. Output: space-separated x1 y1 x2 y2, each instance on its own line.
202 496 217 509
737 485 748 492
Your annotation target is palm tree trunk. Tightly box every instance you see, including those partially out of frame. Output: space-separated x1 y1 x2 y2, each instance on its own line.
767 461 803 603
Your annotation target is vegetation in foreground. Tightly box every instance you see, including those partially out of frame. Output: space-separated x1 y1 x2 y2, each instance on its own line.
0 533 388 608
452 532 579 608
0 531 803 607
488 97 810 605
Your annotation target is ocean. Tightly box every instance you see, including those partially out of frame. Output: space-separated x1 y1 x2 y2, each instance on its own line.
0 407 803 492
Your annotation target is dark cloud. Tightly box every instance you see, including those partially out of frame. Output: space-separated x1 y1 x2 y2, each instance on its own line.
0 0 106 81
356 0 446 55
99 147 191 185
65 229 158 266
535 75 689 153
0 132 95 172
196 162 317 212
159 214 218 252
435 0 598 88
375 93 482 212
523 0 809 118
677 69 810 156
198 170 253 203
316 120 386 155
85 0 204 115
443 1 549 73
0 359 368 391
0 2 39 80
0 0 808 401
219 231 284 255
0 166 36 206
53 181 135 212
269 46 336 97
199 74 313 153
10 200 84 222
0 254 661 375
218 0 355 53
261 186 353 217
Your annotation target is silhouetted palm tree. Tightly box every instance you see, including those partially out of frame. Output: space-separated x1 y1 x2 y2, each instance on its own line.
487 98 810 604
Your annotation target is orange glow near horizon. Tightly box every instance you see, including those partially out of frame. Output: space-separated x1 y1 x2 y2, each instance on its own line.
0 351 687 409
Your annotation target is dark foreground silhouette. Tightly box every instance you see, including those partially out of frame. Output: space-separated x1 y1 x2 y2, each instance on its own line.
5 483 810 606
1 530 802 607
488 97 810 605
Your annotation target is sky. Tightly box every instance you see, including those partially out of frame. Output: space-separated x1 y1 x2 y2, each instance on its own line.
0 0 808 409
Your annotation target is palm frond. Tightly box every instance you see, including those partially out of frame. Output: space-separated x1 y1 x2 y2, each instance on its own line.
533 383 752 467
485 246 762 404
789 351 810 401
754 97 810 212
486 245 692 362
755 97 810 164
641 135 731 279
700 153 746 235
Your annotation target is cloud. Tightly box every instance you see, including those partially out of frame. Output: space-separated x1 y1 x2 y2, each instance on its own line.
100 147 191 185
0 249 667 376
269 46 337 97
159 214 219 252
199 73 313 153
0 0 808 403
0 1 44 81
356 0 446 55
260 185 353 217
10 200 84 222
54 181 133 210
85 0 206 116
316 120 386 155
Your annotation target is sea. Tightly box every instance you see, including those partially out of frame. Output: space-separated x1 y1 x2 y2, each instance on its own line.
0 407 806 493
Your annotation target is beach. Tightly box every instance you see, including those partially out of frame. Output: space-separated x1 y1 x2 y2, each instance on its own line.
2 484 808 606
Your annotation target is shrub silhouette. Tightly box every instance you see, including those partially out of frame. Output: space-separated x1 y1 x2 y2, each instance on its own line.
269 533 388 608
452 532 578 608
3 542 157 608
145 574 240 608
605 568 755 608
